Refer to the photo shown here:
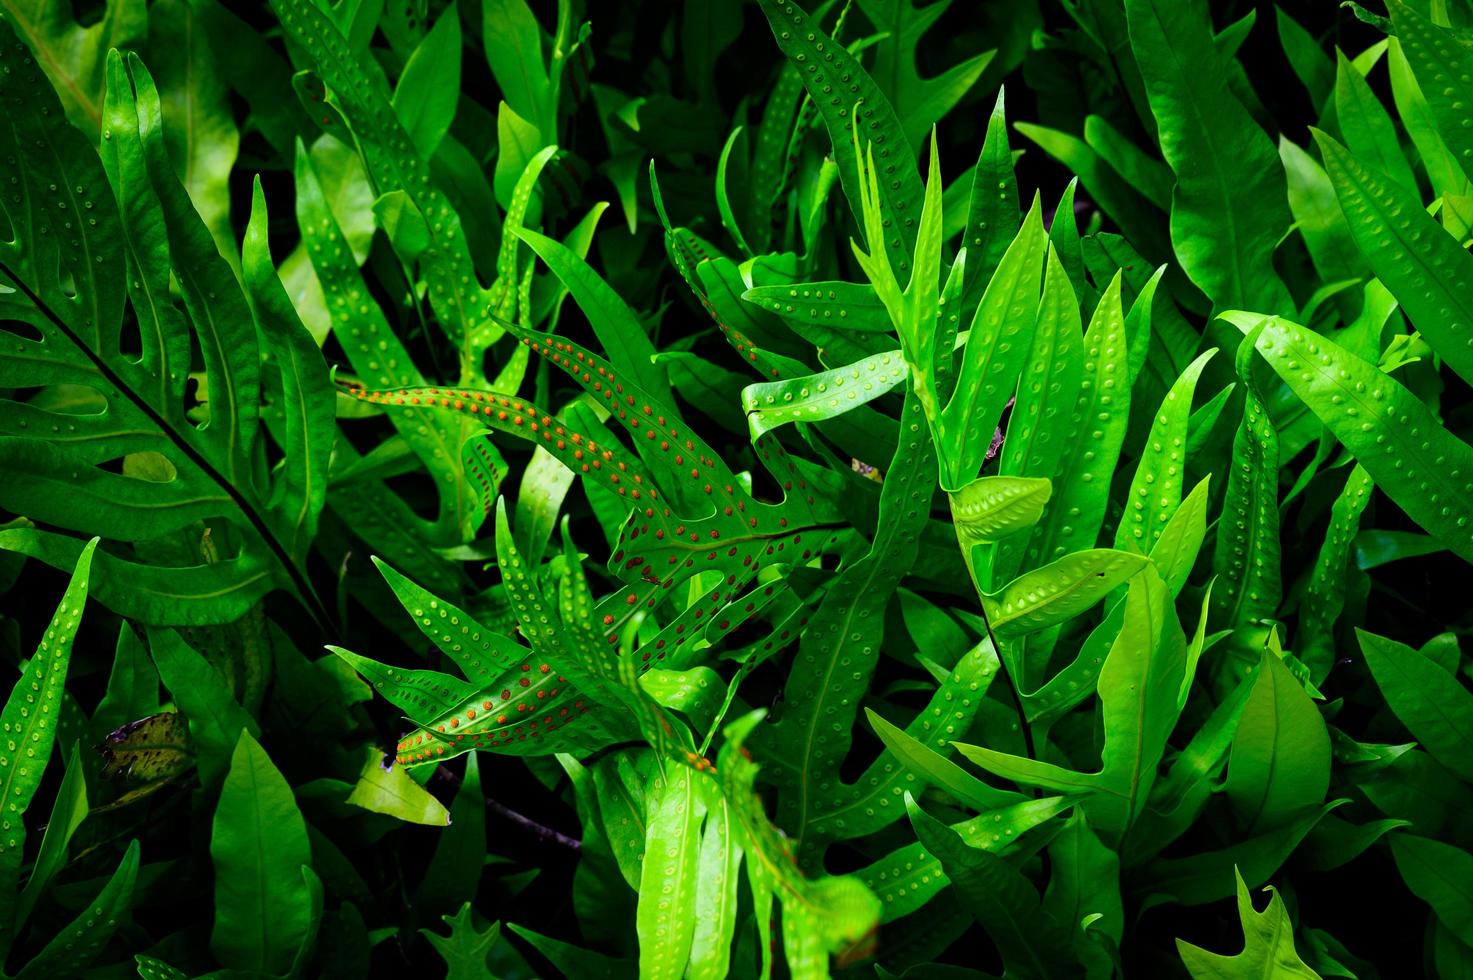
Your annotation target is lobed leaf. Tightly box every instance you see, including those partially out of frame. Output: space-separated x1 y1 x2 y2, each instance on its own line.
1125 0 1292 311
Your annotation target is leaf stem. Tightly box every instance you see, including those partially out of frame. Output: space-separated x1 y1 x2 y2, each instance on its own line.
973 597 1038 765
952 519 1037 765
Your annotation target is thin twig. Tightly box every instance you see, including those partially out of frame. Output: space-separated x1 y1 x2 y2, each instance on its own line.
485 796 581 852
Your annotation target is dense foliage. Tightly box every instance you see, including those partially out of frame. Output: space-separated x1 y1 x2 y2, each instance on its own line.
1 0 1472 976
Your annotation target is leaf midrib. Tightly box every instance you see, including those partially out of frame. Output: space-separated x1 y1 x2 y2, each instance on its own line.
0 259 327 628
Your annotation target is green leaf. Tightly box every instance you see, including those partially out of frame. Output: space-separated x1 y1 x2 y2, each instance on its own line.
1013 123 1171 261
346 756 452 826
244 178 334 565
416 753 488 918
715 126 754 256
1224 652 1331 833
1358 629 1473 783
1209 326 1281 670
482 0 554 139
1315 129 1473 389
371 557 525 684
1149 474 1211 599
0 35 321 621
293 145 480 544
1387 0 1473 184
941 197 1047 485
392 6 461 160
0 0 145 134
211 730 315 976
1333 50 1418 194
742 280 895 333
1114 349 1215 553
11 839 140 980
1042 809 1123 947
866 703 1025 812
507 923 635 980
149 627 258 787
751 386 936 854
0 527 273 625
272 0 487 352
518 229 671 402
1276 7 1334 110
958 568 1185 843
1298 466 1374 681
13 743 88 931
636 765 701 979
1125 0 1292 310
855 0 994 151
755 0 924 277
1387 34 1471 200
1297 814 1411 872
1084 113 1173 210
718 711 883 977
982 548 1150 637
963 88 1019 294
688 797 741 980
1175 868 1321 979
860 795 1074 922
150 0 241 263
948 476 1052 548
329 647 476 729
1247 315 1473 564
0 538 95 951
905 794 1076 980
1390 833 1473 948
803 634 1007 846
741 349 907 439
1279 135 1366 284
998 247 1083 489
422 904 501 980
1142 802 1342 905
1024 274 1131 568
